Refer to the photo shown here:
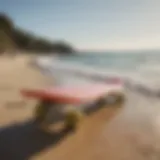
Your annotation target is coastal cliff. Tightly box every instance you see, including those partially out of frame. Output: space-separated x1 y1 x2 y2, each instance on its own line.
0 13 75 55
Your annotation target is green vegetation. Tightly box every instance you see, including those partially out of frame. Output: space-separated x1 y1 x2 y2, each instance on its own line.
0 13 74 55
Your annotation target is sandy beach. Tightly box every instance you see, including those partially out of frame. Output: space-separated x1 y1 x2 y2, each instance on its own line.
1 54 160 160
0 54 121 160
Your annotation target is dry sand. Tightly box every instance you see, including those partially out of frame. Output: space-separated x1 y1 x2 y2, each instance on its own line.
0 54 160 160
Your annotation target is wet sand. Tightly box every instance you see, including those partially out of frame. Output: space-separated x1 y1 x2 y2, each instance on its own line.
0 54 160 160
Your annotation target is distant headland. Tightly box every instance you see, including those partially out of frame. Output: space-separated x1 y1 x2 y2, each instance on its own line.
0 13 75 55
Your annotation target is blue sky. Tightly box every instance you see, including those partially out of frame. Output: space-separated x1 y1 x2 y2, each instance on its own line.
0 0 160 50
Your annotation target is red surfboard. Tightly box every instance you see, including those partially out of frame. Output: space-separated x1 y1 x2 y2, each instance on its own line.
21 84 122 104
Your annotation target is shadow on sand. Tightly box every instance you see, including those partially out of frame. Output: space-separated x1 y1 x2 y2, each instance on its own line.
0 103 123 160
0 119 70 160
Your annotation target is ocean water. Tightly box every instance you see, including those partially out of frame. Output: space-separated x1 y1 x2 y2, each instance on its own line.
35 51 160 94
60 51 159 71
57 51 160 89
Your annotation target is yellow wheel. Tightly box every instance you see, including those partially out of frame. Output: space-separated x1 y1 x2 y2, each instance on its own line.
34 101 52 128
64 109 84 131
116 94 125 105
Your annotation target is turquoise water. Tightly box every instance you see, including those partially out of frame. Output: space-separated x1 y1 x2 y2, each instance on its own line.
59 51 160 71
